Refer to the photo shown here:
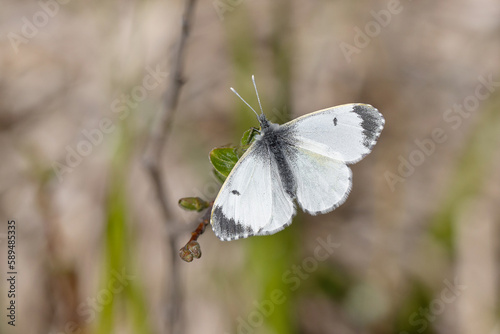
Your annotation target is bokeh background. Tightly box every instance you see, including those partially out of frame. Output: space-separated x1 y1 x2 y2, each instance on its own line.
1 0 499 333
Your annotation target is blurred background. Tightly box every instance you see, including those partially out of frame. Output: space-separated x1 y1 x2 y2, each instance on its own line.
1 0 499 333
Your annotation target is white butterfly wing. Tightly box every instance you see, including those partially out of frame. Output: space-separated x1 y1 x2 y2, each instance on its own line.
282 103 385 164
211 142 296 241
286 146 352 214
282 103 384 214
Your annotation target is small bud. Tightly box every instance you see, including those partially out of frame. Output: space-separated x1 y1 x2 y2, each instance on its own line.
179 247 194 262
178 197 210 212
186 241 201 259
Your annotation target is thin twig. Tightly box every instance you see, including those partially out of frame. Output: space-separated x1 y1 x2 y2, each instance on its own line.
179 203 214 262
143 0 198 223
142 0 198 333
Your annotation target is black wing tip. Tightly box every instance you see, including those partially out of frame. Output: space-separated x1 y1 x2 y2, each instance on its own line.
351 104 385 156
211 205 256 241
211 205 297 241
214 232 253 242
353 104 385 127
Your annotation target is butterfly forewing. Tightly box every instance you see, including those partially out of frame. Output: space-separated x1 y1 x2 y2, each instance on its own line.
282 104 385 164
211 142 296 241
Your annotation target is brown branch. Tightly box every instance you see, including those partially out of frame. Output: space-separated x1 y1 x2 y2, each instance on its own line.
142 0 198 333
179 202 214 262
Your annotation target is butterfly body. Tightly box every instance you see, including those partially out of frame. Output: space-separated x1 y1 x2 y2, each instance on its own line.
255 115 298 198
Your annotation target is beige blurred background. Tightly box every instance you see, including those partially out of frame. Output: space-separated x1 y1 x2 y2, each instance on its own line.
1 0 499 333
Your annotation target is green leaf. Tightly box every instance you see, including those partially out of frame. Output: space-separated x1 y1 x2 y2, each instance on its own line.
235 127 259 158
241 127 259 146
178 197 210 212
209 147 239 178
209 127 259 181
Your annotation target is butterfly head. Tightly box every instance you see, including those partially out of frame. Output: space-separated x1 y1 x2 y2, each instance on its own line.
258 113 270 130
231 75 276 132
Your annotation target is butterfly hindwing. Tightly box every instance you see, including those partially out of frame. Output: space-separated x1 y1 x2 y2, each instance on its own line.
285 145 352 214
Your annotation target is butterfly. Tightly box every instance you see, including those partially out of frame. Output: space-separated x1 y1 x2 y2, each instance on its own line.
211 76 385 241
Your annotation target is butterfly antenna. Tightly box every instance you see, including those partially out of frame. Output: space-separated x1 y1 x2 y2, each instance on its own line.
252 75 264 115
230 87 260 119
